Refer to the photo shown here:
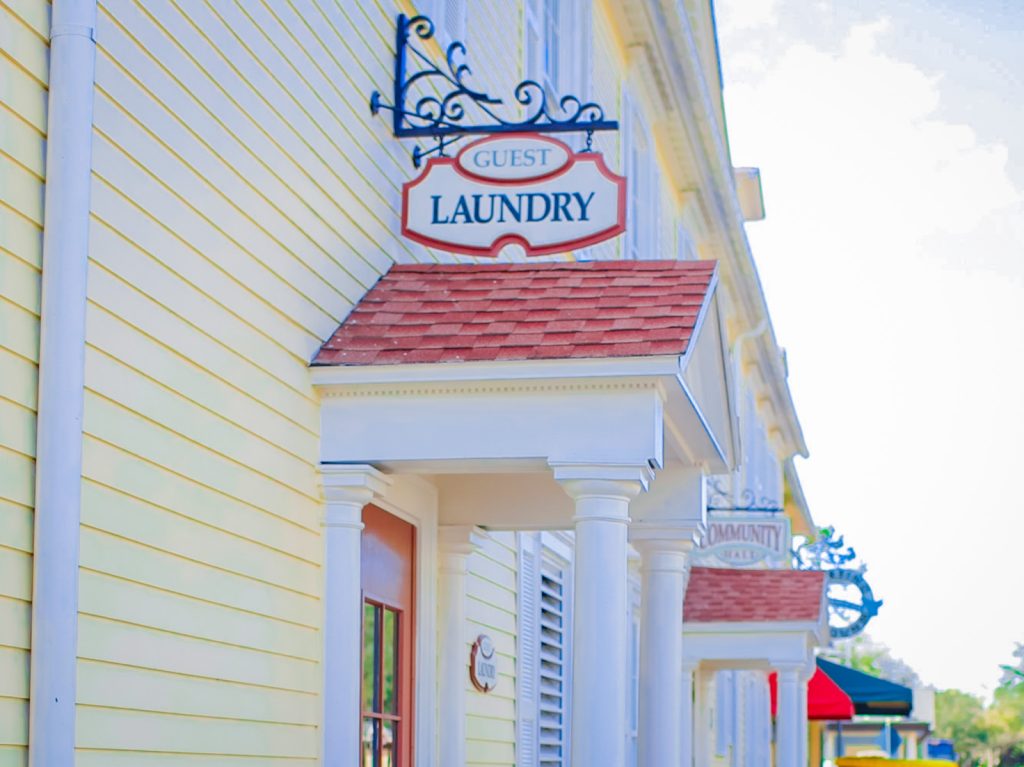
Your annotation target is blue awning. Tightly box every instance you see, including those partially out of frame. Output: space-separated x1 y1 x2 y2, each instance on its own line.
817 658 914 716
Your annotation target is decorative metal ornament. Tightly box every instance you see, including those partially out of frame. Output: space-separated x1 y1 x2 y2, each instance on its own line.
705 477 783 514
793 527 881 639
825 568 882 639
370 14 619 167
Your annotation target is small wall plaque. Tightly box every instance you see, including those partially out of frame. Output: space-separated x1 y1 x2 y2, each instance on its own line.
470 634 498 693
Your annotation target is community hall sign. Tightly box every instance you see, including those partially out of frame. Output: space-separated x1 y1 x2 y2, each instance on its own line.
402 134 627 257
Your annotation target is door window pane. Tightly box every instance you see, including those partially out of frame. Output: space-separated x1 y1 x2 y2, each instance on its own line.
362 717 380 767
363 603 380 712
381 719 397 767
383 608 398 714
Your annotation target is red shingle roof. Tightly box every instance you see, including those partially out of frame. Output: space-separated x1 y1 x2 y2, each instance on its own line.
683 567 827 624
313 260 717 366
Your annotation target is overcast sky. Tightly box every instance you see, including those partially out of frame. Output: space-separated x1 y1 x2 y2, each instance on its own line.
715 0 1024 697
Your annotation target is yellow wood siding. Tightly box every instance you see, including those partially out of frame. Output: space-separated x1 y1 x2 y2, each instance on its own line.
466 531 519 767
77 0 495 761
0 2 46 765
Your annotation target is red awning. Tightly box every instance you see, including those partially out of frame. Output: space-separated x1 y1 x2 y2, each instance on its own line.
769 667 855 721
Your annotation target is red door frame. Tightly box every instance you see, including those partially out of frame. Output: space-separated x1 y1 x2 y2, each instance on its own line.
361 504 416 767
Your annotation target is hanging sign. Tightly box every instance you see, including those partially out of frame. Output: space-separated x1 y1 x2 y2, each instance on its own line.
470 634 498 692
402 134 627 257
694 512 791 568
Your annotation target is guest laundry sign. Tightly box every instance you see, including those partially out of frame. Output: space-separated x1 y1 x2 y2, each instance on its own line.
402 134 627 257
694 513 792 568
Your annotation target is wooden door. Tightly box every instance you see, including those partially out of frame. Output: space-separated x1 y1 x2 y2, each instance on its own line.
361 505 415 767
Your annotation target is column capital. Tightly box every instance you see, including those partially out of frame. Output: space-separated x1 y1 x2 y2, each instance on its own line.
550 461 655 489
318 464 390 528
629 521 701 548
682 659 700 675
319 463 390 503
439 525 488 558
551 462 653 518
774 660 814 680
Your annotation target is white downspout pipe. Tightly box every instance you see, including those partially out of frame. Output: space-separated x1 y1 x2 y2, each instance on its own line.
29 2 97 765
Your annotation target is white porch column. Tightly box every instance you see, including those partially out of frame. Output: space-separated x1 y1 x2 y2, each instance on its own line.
905 731 919 759
774 663 804 767
553 463 652 767
632 534 694 767
694 667 716 766
681 661 697 767
319 464 390 767
437 526 486 767
797 670 809 767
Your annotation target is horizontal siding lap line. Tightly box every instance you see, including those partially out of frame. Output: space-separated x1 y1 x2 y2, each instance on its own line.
466 713 522 725
81 433 320 537
0 183 40 230
281 0 410 166
179 0 407 243
0 0 49 40
471 550 518 575
78 558 320 630
76 657 319 698
0 144 43 183
90 81 368 311
466 593 517 621
0 394 34 418
465 736 521 746
84 301 318 441
82 477 320 570
73 749 316 762
174 0 409 264
0 436 31 463
91 13 418 287
0 56 47 132
0 276 40 319
0 46 45 90
85 174 325 370
466 573 516 606
0 445 34 508
0 243 43 275
87 84 374 319
75 702 318 729
89 127 344 333
85 343 318 470
78 612 321 666
85 221 320 410
228 0 409 195
82 388 321 506
97 0 418 275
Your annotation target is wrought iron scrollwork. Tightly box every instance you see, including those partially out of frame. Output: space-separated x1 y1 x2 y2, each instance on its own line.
706 477 783 513
792 525 858 570
370 14 618 166
793 526 882 638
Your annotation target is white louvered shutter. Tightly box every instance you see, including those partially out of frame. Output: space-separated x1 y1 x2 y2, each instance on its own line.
517 533 541 766
538 559 568 766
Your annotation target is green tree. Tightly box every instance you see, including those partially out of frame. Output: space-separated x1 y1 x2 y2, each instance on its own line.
935 688 988 765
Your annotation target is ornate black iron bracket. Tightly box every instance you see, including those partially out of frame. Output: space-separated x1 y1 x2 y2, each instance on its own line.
706 478 783 513
370 14 619 167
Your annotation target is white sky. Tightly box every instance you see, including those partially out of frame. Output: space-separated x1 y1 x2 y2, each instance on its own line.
715 0 1024 696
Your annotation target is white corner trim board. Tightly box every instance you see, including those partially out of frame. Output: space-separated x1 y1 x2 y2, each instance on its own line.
29 2 98 766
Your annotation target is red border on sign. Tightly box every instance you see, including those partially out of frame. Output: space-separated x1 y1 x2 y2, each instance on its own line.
400 133 628 258
455 133 574 184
